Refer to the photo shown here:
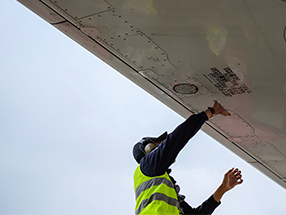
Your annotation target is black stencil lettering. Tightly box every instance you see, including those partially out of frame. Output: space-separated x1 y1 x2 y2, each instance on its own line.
206 67 251 97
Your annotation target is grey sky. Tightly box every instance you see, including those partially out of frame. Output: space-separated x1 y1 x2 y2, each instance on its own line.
1 1 286 215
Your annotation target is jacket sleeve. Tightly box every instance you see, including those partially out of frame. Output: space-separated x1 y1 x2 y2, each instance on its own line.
141 112 208 177
180 195 221 215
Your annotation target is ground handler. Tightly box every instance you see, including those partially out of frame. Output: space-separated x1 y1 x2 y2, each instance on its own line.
133 101 243 215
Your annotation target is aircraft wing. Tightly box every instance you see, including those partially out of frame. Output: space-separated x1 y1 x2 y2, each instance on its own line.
18 0 286 189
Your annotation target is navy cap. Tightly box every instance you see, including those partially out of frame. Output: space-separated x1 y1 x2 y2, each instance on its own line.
133 131 168 163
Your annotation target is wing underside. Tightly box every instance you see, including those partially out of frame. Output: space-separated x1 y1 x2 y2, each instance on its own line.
18 0 286 189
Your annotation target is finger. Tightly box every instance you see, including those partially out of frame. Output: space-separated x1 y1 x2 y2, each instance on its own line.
223 108 231 116
230 169 239 177
223 112 231 116
237 179 243 184
226 168 234 176
228 167 234 173
234 170 241 175
213 100 220 107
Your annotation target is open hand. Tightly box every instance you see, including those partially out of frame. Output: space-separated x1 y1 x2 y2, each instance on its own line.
213 168 243 202
212 100 231 116
221 168 243 192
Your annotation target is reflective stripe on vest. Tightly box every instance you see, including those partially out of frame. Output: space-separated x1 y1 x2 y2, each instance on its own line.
134 165 181 215
135 177 174 199
135 192 180 215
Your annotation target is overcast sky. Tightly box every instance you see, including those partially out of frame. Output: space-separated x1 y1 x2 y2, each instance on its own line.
1 1 286 215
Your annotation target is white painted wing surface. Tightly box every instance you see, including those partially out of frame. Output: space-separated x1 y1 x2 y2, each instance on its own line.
18 0 286 189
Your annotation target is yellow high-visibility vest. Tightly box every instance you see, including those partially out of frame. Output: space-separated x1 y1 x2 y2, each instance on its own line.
134 165 181 215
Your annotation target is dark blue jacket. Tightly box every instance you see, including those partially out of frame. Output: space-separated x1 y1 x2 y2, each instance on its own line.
140 112 220 214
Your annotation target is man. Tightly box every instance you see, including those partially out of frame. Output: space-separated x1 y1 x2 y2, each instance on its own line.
133 101 243 215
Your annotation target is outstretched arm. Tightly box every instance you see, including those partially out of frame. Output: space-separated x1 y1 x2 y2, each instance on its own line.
213 168 243 202
141 100 231 177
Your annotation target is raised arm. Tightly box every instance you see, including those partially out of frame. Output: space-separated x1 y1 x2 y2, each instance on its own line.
141 100 231 177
